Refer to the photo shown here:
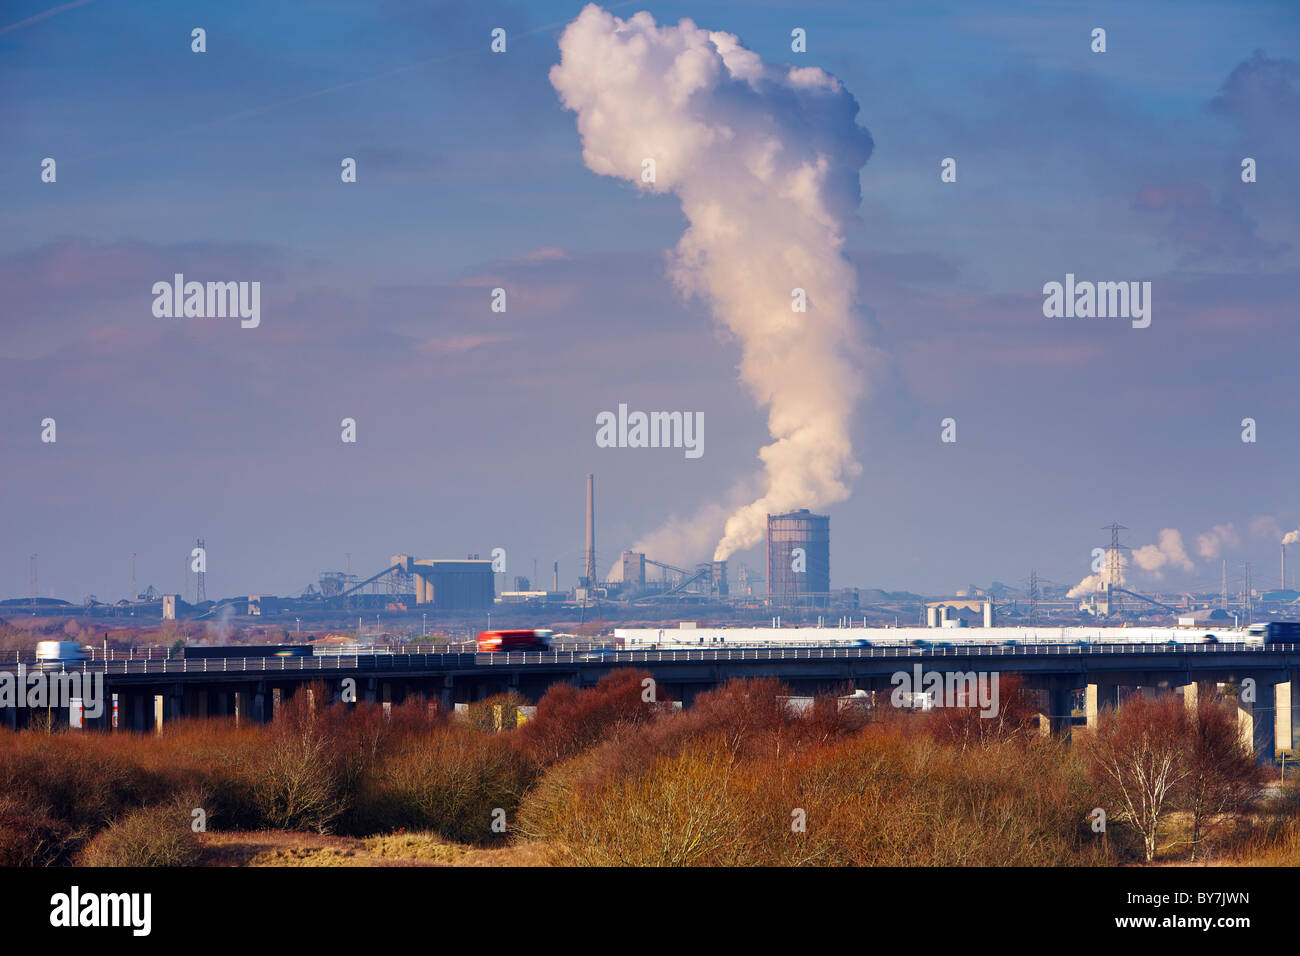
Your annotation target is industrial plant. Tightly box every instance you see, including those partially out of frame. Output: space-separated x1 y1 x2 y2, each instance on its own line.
7 478 1299 642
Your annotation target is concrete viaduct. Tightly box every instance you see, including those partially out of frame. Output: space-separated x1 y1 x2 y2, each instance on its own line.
8 643 1300 758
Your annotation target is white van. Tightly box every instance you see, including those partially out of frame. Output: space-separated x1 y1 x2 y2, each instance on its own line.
34 641 89 664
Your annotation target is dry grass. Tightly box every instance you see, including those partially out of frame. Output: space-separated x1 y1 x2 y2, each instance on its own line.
196 830 544 866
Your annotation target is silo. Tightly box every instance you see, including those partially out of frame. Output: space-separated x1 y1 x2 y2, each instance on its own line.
766 510 830 607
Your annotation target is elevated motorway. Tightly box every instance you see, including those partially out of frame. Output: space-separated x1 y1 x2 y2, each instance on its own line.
11 642 1300 758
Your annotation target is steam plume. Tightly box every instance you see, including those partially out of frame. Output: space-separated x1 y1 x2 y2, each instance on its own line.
1197 522 1240 559
551 5 874 562
1132 529 1194 577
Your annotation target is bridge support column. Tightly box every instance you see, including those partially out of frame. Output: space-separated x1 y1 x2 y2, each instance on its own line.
1041 679 1074 739
271 687 281 721
1275 678 1293 756
196 690 208 719
1237 677 1277 761
233 691 244 725
1288 671 1300 758
252 692 265 723
153 694 164 735
1085 681 1116 731
1179 680 1199 711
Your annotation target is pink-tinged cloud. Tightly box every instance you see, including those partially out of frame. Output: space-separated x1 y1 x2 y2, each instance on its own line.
415 334 506 357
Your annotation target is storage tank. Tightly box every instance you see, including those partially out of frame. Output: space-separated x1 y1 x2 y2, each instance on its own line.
765 510 830 608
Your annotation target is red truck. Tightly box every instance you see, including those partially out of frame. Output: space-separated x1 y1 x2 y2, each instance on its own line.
476 629 552 652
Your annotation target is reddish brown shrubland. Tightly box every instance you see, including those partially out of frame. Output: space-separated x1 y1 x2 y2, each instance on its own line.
920 673 1043 749
518 712 1105 866
514 669 663 765
0 671 1283 866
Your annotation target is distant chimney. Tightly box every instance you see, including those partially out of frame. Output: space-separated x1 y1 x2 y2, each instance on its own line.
584 474 596 585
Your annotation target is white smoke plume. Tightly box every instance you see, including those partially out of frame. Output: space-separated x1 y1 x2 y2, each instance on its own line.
1067 551 1128 599
1132 528 1194 578
1283 529 1300 546
1068 526 1207 597
1067 572 1110 599
1197 522 1240 559
551 5 874 562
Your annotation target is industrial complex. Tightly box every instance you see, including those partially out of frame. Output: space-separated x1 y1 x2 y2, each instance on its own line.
8 475 1300 640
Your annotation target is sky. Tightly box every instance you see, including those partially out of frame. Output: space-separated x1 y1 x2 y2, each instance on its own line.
2 0 1298 603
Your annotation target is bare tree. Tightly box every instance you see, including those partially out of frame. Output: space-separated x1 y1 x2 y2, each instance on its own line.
1084 694 1192 861
1184 696 1269 860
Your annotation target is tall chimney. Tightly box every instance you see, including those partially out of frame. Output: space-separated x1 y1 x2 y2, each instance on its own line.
584 474 596 585
553 561 559 591
1283 543 1288 592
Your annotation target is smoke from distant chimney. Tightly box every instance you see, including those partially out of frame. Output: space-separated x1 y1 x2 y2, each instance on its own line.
551 5 875 564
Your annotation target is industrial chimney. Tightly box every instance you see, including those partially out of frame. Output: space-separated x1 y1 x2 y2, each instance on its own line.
584 474 596 586
1283 543 1288 592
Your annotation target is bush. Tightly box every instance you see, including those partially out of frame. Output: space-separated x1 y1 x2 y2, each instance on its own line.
252 722 346 833
361 727 532 843
515 669 662 765
0 794 75 866
79 806 200 867
519 701 1106 867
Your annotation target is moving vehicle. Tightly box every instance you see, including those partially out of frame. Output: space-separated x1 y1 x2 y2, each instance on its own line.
180 644 312 659
1248 621 1300 644
34 641 89 664
476 629 552 652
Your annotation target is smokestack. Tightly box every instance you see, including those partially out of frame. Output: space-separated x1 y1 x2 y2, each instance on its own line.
983 600 994 628
1283 543 1288 592
585 474 595 584
553 561 559 592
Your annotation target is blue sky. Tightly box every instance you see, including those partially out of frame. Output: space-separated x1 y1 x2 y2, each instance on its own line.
2 0 1298 601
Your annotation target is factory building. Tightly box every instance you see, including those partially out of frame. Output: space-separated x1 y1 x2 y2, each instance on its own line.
766 510 830 608
622 551 646 590
396 557 495 609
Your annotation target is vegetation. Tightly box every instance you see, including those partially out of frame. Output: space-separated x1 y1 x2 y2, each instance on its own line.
0 669 1289 866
